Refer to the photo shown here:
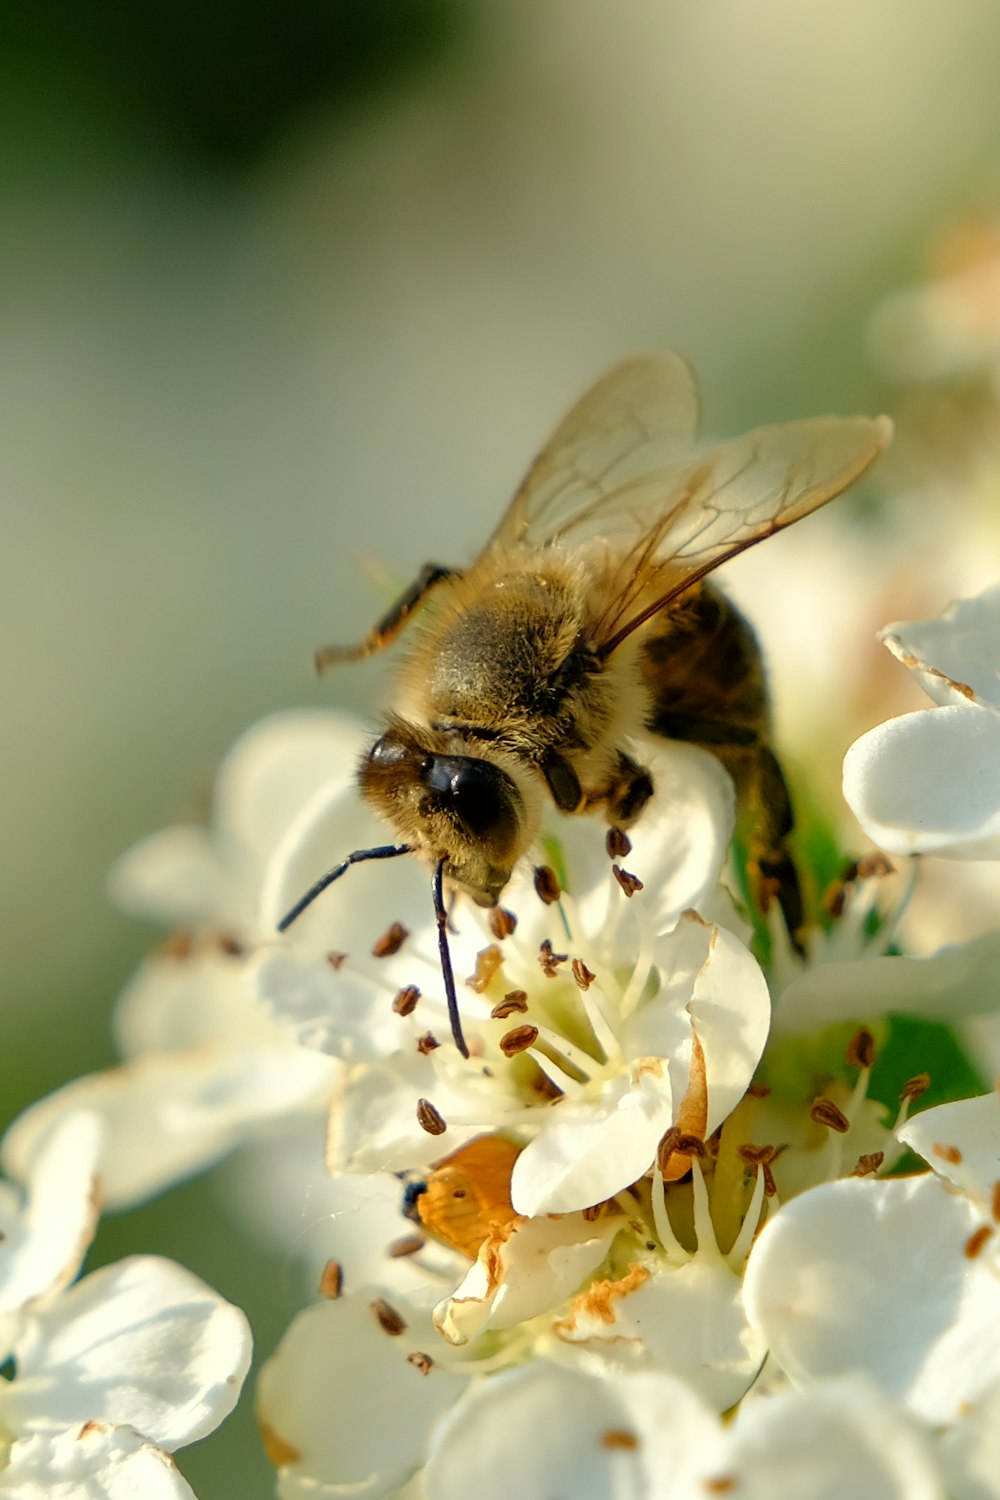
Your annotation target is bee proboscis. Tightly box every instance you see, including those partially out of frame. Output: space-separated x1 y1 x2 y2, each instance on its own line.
279 353 891 1057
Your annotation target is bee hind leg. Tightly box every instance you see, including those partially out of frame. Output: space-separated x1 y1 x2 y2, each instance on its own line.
315 563 459 672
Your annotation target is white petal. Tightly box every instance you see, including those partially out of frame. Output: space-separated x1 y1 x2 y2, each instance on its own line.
113 950 290 1058
899 1091 1000 1207
938 1378 1000 1500
108 827 232 927
249 948 403 1062
7 1256 251 1448
259 1295 468 1497
0 1426 197 1500
721 1376 942 1500
743 1174 1000 1422
557 1251 766 1411
880 585 1000 711
511 1071 674 1216
0 1112 101 1316
776 929 1000 1034
3 1047 333 1210
843 706 1000 858
423 1362 720 1500
214 710 367 861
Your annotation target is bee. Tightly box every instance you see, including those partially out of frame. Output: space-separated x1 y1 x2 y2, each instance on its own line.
279 354 890 1056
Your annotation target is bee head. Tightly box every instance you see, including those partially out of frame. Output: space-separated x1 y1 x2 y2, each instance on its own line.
358 719 535 906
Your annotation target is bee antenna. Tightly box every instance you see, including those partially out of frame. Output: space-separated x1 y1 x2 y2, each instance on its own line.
276 844 413 932
433 857 470 1060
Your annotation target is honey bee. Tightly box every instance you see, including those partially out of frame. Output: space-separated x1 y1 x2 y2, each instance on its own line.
280 354 890 1056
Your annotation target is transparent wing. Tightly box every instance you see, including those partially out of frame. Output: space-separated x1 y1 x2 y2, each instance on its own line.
589 413 893 656
487 351 702 549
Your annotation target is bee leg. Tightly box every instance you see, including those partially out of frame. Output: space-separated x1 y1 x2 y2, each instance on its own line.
315 563 459 672
580 752 654 826
651 712 804 948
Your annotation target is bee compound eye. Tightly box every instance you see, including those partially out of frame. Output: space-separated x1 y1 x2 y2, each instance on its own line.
423 755 521 857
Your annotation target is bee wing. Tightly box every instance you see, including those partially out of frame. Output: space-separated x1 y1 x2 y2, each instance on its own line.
487 352 702 548
588 413 893 656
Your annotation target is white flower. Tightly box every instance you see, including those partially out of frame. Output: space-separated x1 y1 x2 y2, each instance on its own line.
844 584 1000 859
0 1113 250 1498
3 712 353 1214
742 1088 1000 1424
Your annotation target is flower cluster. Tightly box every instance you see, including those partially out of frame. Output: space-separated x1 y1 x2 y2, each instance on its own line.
10 582 1000 1495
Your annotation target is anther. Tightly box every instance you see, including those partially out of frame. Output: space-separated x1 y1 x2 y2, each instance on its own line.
534 865 562 905
606 826 632 860
388 1234 426 1258
966 1225 993 1259
538 938 568 977
811 1097 850 1133
851 1151 884 1177
489 907 518 940
318 1260 343 1299
846 1027 876 1069
600 1430 639 1450
572 958 596 990
612 865 643 897
901 1073 931 1102
372 922 409 958
407 1351 434 1375
492 990 528 1019
500 1024 539 1057
416 1034 441 1056
371 1298 407 1336
326 951 348 970
392 985 420 1016
416 1098 447 1135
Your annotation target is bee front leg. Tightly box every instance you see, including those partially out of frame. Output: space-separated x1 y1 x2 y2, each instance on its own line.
315 563 459 672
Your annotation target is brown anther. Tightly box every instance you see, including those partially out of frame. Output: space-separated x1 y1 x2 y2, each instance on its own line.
702 1478 737 1495
746 1083 770 1099
846 1027 876 1070
326 951 348 971
372 921 409 958
992 1181 1000 1223
761 1163 777 1197
932 1143 962 1165
538 938 568 978
407 1351 434 1375
388 1234 426 1258
606 826 632 860
811 1097 851 1134
371 1298 407 1336
857 851 895 880
416 1097 447 1135
851 1151 885 1177
216 931 245 957
467 945 503 993
489 906 518 940
159 928 194 961
572 958 596 990
416 1033 441 1056
392 984 420 1017
582 1203 604 1222
840 858 861 883
821 881 847 919
901 1073 931 1102
966 1225 993 1259
78 1421 102 1439
612 864 643 897
737 1143 776 1167
534 865 562 905
492 990 528 1020
500 1024 539 1057
318 1259 343 1299
600 1429 639 1450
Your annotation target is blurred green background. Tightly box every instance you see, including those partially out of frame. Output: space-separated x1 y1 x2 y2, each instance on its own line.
7 0 1000 1492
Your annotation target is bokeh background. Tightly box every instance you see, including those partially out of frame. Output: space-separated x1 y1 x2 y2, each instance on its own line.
7 1 1000 1492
